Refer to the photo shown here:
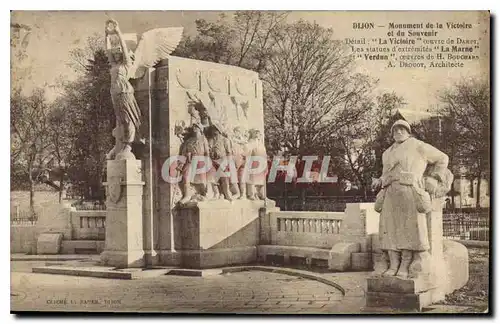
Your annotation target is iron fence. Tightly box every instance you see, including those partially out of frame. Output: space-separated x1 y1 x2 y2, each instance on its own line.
443 212 490 241
10 208 38 225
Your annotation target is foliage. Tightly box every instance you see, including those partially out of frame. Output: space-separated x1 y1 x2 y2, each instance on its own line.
173 11 287 73
411 78 489 207
325 92 405 196
60 49 114 200
438 78 490 178
67 33 104 73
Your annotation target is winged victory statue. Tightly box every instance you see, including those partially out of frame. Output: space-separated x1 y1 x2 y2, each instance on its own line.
104 19 183 160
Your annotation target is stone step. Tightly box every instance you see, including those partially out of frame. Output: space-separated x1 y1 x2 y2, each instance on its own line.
61 240 105 254
32 265 172 279
257 245 373 271
32 266 132 279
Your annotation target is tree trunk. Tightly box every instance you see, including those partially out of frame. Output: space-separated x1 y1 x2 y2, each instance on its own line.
476 172 482 209
59 179 64 203
28 178 35 222
450 184 455 210
300 188 306 211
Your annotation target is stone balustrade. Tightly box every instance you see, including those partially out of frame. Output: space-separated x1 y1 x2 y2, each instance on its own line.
271 211 345 249
277 214 343 234
259 203 379 271
70 210 106 240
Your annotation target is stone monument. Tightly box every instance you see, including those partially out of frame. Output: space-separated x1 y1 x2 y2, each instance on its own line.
365 120 469 311
100 19 276 269
100 20 183 267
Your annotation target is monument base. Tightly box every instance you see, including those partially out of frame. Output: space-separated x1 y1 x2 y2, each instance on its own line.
100 250 145 268
159 199 274 269
365 275 436 311
100 159 145 268
159 246 257 269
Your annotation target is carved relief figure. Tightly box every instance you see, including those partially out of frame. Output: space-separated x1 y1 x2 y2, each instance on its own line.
230 96 249 121
230 126 249 199
177 123 210 205
245 129 267 200
371 119 453 279
187 92 211 128
104 19 183 160
206 123 233 201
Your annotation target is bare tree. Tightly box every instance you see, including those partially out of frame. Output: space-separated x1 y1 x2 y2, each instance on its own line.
371 92 407 172
232 11 288 72
11 88 52 217
68 33 104 73
439 77 490 209
327 100 376 199
173 11 288 73
262 20 376 157
46 97 79 202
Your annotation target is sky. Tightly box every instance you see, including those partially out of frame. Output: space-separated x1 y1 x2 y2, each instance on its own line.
11 10 489 111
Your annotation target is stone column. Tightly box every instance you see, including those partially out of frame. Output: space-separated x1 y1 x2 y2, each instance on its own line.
153 65 176 265
134 68 161 267
100 159 145 268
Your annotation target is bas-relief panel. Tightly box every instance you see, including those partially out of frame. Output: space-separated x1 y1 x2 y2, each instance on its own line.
157 56 266 205
167 56 264 156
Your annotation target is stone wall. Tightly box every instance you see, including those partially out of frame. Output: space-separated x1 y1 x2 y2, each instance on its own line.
11 225 38 254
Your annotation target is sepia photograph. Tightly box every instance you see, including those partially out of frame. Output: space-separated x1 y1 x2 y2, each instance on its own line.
10 10 490 314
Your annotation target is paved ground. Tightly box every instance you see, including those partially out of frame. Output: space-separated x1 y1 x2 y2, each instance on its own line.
11 256 477 314
11 259 363 314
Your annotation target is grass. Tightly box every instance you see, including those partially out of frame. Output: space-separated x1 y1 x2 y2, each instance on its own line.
439 247 490 312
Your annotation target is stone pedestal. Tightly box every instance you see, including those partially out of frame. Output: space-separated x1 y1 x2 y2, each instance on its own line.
365 275 435 311
159 199 274 268
365 199 469 312
100 159 145 268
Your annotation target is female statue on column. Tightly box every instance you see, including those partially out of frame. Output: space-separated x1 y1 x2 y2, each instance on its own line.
105 19 141 160
371 119 453 279
104 19 183 160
